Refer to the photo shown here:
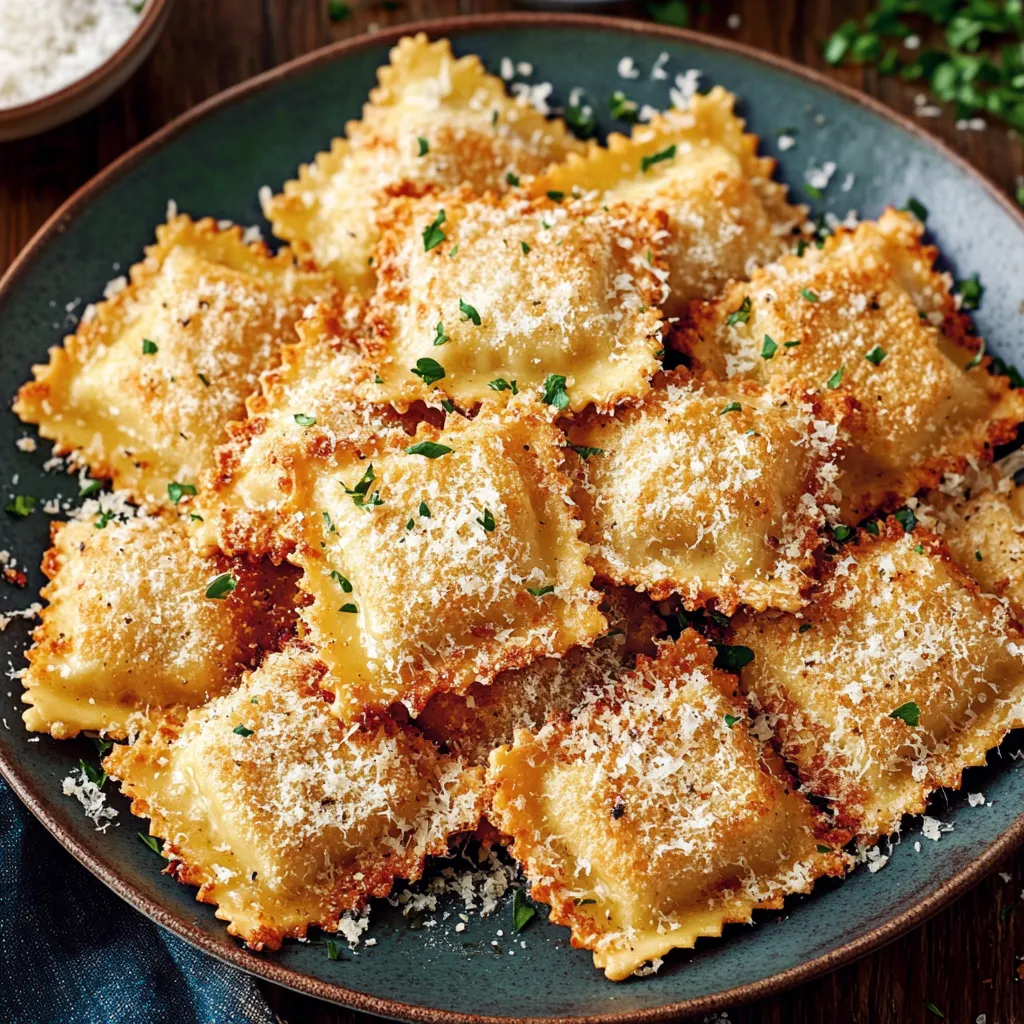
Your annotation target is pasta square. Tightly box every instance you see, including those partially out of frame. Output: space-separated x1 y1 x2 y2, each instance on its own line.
265 34 585 291
676 210 1024 520
367 189 668 412
196 298 409 562
417 586 664 766
14 215 338 506
104 645 487 949
21 516 298 739
568 371 847 612
294 396 606 717
488 632 848 981
533 86 804 314
734 519 1024 841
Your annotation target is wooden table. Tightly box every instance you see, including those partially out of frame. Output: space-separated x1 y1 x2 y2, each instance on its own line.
2 1 1022 1021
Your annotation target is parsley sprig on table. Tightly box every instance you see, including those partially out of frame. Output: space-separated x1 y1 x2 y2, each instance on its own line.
824 1 1024 148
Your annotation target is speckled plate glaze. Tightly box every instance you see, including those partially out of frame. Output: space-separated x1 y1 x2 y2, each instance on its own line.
3 14 1024 1023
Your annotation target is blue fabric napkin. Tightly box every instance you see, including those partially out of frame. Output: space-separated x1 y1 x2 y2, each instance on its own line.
0 777 277 1024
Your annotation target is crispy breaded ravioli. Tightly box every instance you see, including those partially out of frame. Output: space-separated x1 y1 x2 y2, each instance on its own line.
22 516 297 739
366 188 668 411
417 586 664 766
568 372 846 612
734 520 1024 841
14 215 337 507
488 632 847 981
677 210 1024 520
534 86 803 314
264 34 584 291
197 299 407 561
294 396 605 717
104 645 487 949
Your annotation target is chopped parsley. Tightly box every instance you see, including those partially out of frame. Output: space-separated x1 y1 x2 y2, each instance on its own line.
865 520 880 536
520 241 531 255
925 1003 944 1020
816 843 832 853
724 713 741 729
190 512 205 523
966 342 985 370
79 478 103 497
138 832 163 855
725 295 752 327
906 197 928 223
340 602 358 614
343 464 383 510
94 510 115 529
416 135 429 156
488 378 519 394
708 610 731 628
411 357 446 386
761 334 778 360
197 372 210 387
294 413 316 426
4 494 35 518
167 481 196 504
419 501 431 517
568 444 606 459
405 441 453 459
205 572 238 600
784 340 801 348
893 507 917 533
422 209 447 252
327 939 340 961
477 508 496 532
79 759 106 788
440 399 455 413
232 724 254 737
433 321 450 346
322 510 337 533
826 366 845 389
865 345 887 366
712 644 755 671
609 89 639 122
541 374 571 410
831 523 855 543
914 543 926 554
512 889 536 933
890 701 921 728
719 401 742 415
526 584 555 597
801 288 819 302
329 570 353 593
505 171 521 187
546 190 564 202
799 623 813 633
565 100 597 140
141 338 158 355
458 299 481 325
956 273 983 311
640 144 676 173
976 549 983 561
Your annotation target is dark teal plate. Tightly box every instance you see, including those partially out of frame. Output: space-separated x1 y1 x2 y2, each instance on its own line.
3 14 1024 1022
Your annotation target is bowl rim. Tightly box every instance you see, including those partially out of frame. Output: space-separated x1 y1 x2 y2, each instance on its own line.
0 0 173 126
3 11 1024 1023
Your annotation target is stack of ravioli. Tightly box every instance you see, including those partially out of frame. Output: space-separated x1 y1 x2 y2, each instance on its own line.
13 35 1024 981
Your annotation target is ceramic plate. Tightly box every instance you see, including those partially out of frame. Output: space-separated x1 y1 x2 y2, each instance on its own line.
3 14 1024 1023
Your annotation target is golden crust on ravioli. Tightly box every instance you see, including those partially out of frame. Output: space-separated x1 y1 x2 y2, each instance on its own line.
14 215 337 507
533 86 803 314
568 371 847 612
21 516 298 740
292 396 605 717
197 298 410 562
488 632 848 981
104 645 487 949
417 586 663 767
264 33 585 291
734 519 1024 841
366 188 668 412
676 209 1024 520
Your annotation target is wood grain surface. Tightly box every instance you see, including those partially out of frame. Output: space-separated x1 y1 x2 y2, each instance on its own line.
2 1 1023 1021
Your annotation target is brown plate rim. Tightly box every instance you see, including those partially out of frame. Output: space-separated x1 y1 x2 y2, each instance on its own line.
0 0 174 126
3 12 1024 1023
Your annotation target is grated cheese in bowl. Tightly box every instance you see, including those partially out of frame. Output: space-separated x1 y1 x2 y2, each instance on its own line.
0 0 144 110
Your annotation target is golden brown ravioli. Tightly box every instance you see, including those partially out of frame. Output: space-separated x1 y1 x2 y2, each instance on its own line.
676 210 1024 520
265 33 585 291
734 519 1024 841
21 515 297 739
14 215 338 507
104 645 487 949
489 631 847 980
366 188 668 412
